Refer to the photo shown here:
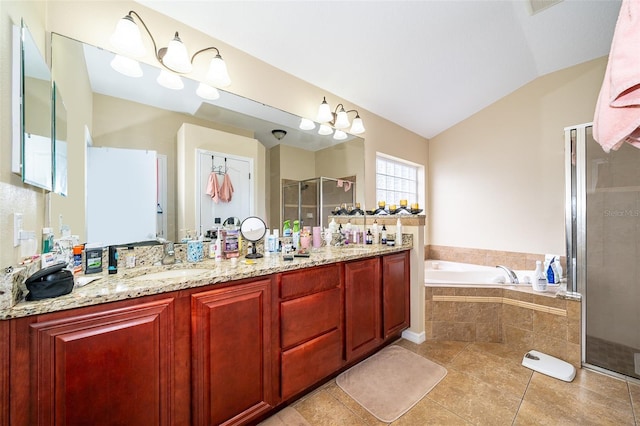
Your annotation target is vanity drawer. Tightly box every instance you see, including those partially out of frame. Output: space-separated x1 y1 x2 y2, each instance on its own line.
280 287 342 349
281 328 343 400
280 264 341 299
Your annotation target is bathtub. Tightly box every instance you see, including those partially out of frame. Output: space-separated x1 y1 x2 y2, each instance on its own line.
425 260 532 286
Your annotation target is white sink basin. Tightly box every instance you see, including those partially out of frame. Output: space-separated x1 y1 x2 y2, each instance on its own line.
132 268 210 281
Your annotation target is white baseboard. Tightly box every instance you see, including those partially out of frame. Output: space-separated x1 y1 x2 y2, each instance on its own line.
402 329 426 344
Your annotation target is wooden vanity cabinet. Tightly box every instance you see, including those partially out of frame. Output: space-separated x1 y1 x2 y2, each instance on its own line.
10 295 190 426
382 251 411 340
279 264 344 400
191 277 278 426
344 257 383 361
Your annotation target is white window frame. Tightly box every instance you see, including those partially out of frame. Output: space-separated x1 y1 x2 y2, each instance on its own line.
375 153 424 209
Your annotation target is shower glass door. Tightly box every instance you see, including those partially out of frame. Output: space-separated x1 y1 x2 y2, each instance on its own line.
568 123 640 379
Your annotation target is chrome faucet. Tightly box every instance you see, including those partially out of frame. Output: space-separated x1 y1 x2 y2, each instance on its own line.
161 240 175 265
496 265 519 284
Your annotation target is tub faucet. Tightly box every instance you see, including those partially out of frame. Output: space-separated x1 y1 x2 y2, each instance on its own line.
496 265 519 284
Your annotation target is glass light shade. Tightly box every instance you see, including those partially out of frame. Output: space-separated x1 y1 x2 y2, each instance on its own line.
333 130 348 140
350 116 365 134
110 15 146 58
334 109 350 129
299 118 316 130
206 55 231 88
156 69 184 90
318 124 334 136
162 33 192 73
317 99 333 123
196 82 220 100
110 54 143 78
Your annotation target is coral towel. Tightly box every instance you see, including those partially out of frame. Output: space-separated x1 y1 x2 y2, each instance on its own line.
206 172 220 203
219 173 234 202
593 0 640 153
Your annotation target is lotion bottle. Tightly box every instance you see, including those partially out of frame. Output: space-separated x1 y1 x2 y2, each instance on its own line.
533 261 547 292
214 229 223 261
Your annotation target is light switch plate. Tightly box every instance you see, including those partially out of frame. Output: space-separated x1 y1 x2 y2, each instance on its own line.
13 212 23 247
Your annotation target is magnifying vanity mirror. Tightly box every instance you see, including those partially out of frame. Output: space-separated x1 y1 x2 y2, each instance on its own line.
240 217 267 259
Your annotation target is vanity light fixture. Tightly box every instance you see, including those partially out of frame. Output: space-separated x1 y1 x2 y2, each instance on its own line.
318 124 334 136
316 96 366 135
333 130 348 140
109 10 231 96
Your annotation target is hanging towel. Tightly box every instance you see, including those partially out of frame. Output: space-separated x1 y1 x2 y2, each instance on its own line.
206 172 221 203
219 173 234 202
593 0 640 153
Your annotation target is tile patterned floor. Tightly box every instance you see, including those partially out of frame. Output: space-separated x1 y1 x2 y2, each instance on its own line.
267 340 640 425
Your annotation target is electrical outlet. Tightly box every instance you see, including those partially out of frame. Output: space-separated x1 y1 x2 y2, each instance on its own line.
13 213 23 247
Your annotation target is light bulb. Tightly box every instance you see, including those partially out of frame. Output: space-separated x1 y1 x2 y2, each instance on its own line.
316 97 333 123
110 14 146 58
110 54 143 78
162 32 192 73
333 130 348 140
350 116 365 134
206 55 231 88
156 69 184 90
299 118 316 130
334 107 350 129
196 82 220 100
318 124 333 136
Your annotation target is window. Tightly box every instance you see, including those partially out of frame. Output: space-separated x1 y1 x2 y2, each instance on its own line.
375 154 422 207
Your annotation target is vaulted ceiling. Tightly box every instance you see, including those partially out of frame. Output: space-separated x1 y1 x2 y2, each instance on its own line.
138 0 621 139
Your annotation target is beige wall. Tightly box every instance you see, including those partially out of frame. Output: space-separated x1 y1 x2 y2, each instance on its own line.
429 57 607 257
0 1 47 267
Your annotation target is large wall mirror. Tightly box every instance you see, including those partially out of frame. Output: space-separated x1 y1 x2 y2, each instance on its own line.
50 32 364 246
13 21 53 191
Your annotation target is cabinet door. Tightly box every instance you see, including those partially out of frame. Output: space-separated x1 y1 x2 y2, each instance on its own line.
29 298 176 426
344 257 382 361
192 278 276 426
383 251 411 339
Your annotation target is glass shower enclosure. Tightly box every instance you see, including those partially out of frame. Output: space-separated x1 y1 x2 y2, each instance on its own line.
282 177 356 230
566 123 640 380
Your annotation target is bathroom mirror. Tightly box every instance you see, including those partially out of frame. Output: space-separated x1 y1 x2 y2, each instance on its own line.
15 22 53 191
49 32 364 246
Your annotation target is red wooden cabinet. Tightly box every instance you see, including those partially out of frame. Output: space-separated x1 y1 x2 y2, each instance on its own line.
191 277 277 426
344 257 383 361
279 264 343 400
382 251 411 339
28 298 178 426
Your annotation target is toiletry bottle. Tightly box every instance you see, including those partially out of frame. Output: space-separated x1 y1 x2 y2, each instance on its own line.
264 228 270 255
108 246 118 274
214 229 223 261
292 220 300 249
209 231 217 259
283 220 292 237
534 261 547 292
366 229 373 245
546 257 556 284
555 258 563 281
381 225 387 245
372 220 379 244
42 228 54 253
126 246 136 267
395 218 403 246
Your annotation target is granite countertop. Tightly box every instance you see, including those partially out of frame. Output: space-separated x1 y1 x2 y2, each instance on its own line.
1 244 411 320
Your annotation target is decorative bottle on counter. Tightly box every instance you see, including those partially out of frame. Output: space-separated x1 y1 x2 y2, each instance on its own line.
381 225 387 245
366 229 373 245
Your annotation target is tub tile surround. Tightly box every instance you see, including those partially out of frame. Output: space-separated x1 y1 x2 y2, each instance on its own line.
425 286 581 368
427 244 566 272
